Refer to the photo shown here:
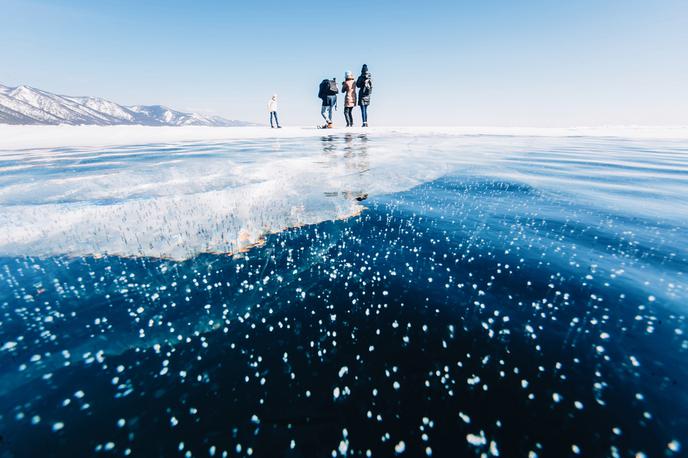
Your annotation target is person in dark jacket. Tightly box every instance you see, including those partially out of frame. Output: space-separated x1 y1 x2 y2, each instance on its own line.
356 64 372 127
318 78 338 128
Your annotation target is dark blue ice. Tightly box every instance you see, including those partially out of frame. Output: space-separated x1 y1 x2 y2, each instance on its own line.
0 133 686 457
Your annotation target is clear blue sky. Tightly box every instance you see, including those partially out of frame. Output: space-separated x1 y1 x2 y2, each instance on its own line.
2 0 687 126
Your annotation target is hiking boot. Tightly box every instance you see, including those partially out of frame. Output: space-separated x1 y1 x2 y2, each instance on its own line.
327 122 333 128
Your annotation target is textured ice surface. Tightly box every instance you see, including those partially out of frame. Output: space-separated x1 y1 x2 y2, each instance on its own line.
0 132 488 259
2 130 687 260
0 130 687 456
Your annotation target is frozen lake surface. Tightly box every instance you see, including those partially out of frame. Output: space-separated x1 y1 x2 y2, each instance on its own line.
0 129 686 456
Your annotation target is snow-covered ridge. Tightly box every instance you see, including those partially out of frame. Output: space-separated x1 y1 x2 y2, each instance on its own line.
0 83 250 126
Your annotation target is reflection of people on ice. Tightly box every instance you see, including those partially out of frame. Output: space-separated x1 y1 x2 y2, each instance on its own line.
318 78 338 128
319 133 369 202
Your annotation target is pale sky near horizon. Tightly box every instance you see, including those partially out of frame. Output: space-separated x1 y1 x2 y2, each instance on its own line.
2 0 687 126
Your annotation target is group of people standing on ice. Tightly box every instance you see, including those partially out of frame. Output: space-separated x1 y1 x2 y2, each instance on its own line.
319 64 372 128
267 64 372 129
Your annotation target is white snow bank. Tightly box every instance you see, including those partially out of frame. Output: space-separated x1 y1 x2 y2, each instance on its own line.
1 125 688 150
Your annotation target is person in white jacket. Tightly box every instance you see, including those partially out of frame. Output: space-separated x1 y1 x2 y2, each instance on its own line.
268 94 281 128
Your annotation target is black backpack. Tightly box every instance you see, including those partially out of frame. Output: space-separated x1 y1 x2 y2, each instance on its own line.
327 79 338 95
361 77 372 97
318 79 329 99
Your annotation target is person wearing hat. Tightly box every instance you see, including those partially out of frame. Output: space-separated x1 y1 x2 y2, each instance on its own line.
356 64 372 127
341 71 357 127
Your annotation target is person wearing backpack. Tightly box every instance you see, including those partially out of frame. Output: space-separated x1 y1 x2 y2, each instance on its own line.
267 94 281 128
341 71 357 127
318 77 338 128
356 64 372 127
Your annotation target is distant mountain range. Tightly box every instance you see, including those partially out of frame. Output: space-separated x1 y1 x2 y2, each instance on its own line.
0 83 250 126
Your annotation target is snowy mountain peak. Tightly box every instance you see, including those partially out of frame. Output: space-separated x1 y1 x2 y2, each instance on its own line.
0 83 250 126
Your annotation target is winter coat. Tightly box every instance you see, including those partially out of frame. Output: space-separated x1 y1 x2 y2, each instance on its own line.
342 78 357 108
356 72 372 106
268 97 277 112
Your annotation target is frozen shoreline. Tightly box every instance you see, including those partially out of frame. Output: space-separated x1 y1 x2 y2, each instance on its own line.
1 125 688 150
